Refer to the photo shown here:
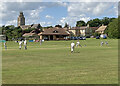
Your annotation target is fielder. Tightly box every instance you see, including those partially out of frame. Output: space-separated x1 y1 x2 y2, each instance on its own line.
71 42 75 53
24 40 27 50
105 41 108 46
76 40 82 47
40 39 42 45
19 41 22 50
4 42 7 50
101 41 104 46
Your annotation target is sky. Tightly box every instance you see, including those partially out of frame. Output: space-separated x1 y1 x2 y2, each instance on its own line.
0 1 119 27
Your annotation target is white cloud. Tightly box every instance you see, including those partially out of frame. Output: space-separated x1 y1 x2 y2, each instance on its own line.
56 1 68 7
0 0 119 2
118 2 120 16
92 3 111 16
58 2 118 27
67 2 116 17
6 20 17 26
47 22 52 25
0 2 68 26
59 15 90 26
0 2 118 27
40 21 52 26
0 2 46 26
45 15 54 19
40 22 46 26
30 7 44 18
0 2 7 12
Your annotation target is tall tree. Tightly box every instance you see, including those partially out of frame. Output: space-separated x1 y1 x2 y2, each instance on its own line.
101 17 116 26
12 26 22 39
76 20 86 27
64 23 69 28
105 18 119 38
87 18 102 27
45 26 53 29
55 24 62 28
101 17 110 25
1 25 23 40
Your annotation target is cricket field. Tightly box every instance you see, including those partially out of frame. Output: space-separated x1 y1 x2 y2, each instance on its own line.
2 38 118 84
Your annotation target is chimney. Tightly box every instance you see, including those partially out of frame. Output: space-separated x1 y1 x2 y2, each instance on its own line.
87 24 89 27
69 26 71 29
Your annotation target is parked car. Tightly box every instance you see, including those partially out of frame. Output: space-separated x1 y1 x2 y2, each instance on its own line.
64 36 70 40
96 36 100 39
90 36 94 38
74 37 78 40
82 37 86 40
70 37 74 40
78 37 86 40
44 37 49 40
103 35 107 39
70 37 78 40
100 34 107 39
70 36 86 40
86 36 90 38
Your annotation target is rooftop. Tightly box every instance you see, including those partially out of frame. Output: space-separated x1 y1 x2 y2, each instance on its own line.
96 25 107 32
38 27 70 35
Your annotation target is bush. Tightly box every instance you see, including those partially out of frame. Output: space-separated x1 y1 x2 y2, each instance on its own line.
92 32 101 37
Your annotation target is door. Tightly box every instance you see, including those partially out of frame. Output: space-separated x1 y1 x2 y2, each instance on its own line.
50 35 53 40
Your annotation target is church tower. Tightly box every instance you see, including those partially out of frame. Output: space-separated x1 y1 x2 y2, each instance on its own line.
17 12 25 26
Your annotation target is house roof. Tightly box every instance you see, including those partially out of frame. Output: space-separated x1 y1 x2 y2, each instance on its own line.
23 33 37 37
96 25 107 32
70 27 86 30
38 27 70 35
20 24 41 30
70 26 98 30
20 25 31 30
31 24 40 28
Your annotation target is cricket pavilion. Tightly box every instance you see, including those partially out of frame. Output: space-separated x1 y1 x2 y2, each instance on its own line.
38 27 70 40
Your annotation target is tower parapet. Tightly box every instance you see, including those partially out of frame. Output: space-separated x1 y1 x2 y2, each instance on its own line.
17 12 25 26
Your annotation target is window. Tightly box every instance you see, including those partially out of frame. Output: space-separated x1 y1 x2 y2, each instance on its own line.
53 30 58 33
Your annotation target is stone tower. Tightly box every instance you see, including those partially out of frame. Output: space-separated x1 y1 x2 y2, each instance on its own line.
17 12 25 26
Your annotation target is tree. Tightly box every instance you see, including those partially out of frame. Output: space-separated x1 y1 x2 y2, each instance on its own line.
1 25 23 40
110 17 116 22
101 17 110 25
118 16 120 38
101 17 116 26
12 26 22 39
55 24 62 28
92 32 101 37
87 18 102 27
44 26 53 29
22 28 35 34
5 29 13 40
106 18 119 38
64 23 69 28
76 20 86 27
0 27 2 35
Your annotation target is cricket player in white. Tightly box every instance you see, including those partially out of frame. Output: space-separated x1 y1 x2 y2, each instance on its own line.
71 42 75 53
76 40 82 47
19 41 22 50
101 41 104 46
105 41 108 46
40 39 42 45
24 40 27 50
4 42 7 50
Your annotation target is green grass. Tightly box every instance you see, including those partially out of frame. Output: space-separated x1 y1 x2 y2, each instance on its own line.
2 38 118 84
